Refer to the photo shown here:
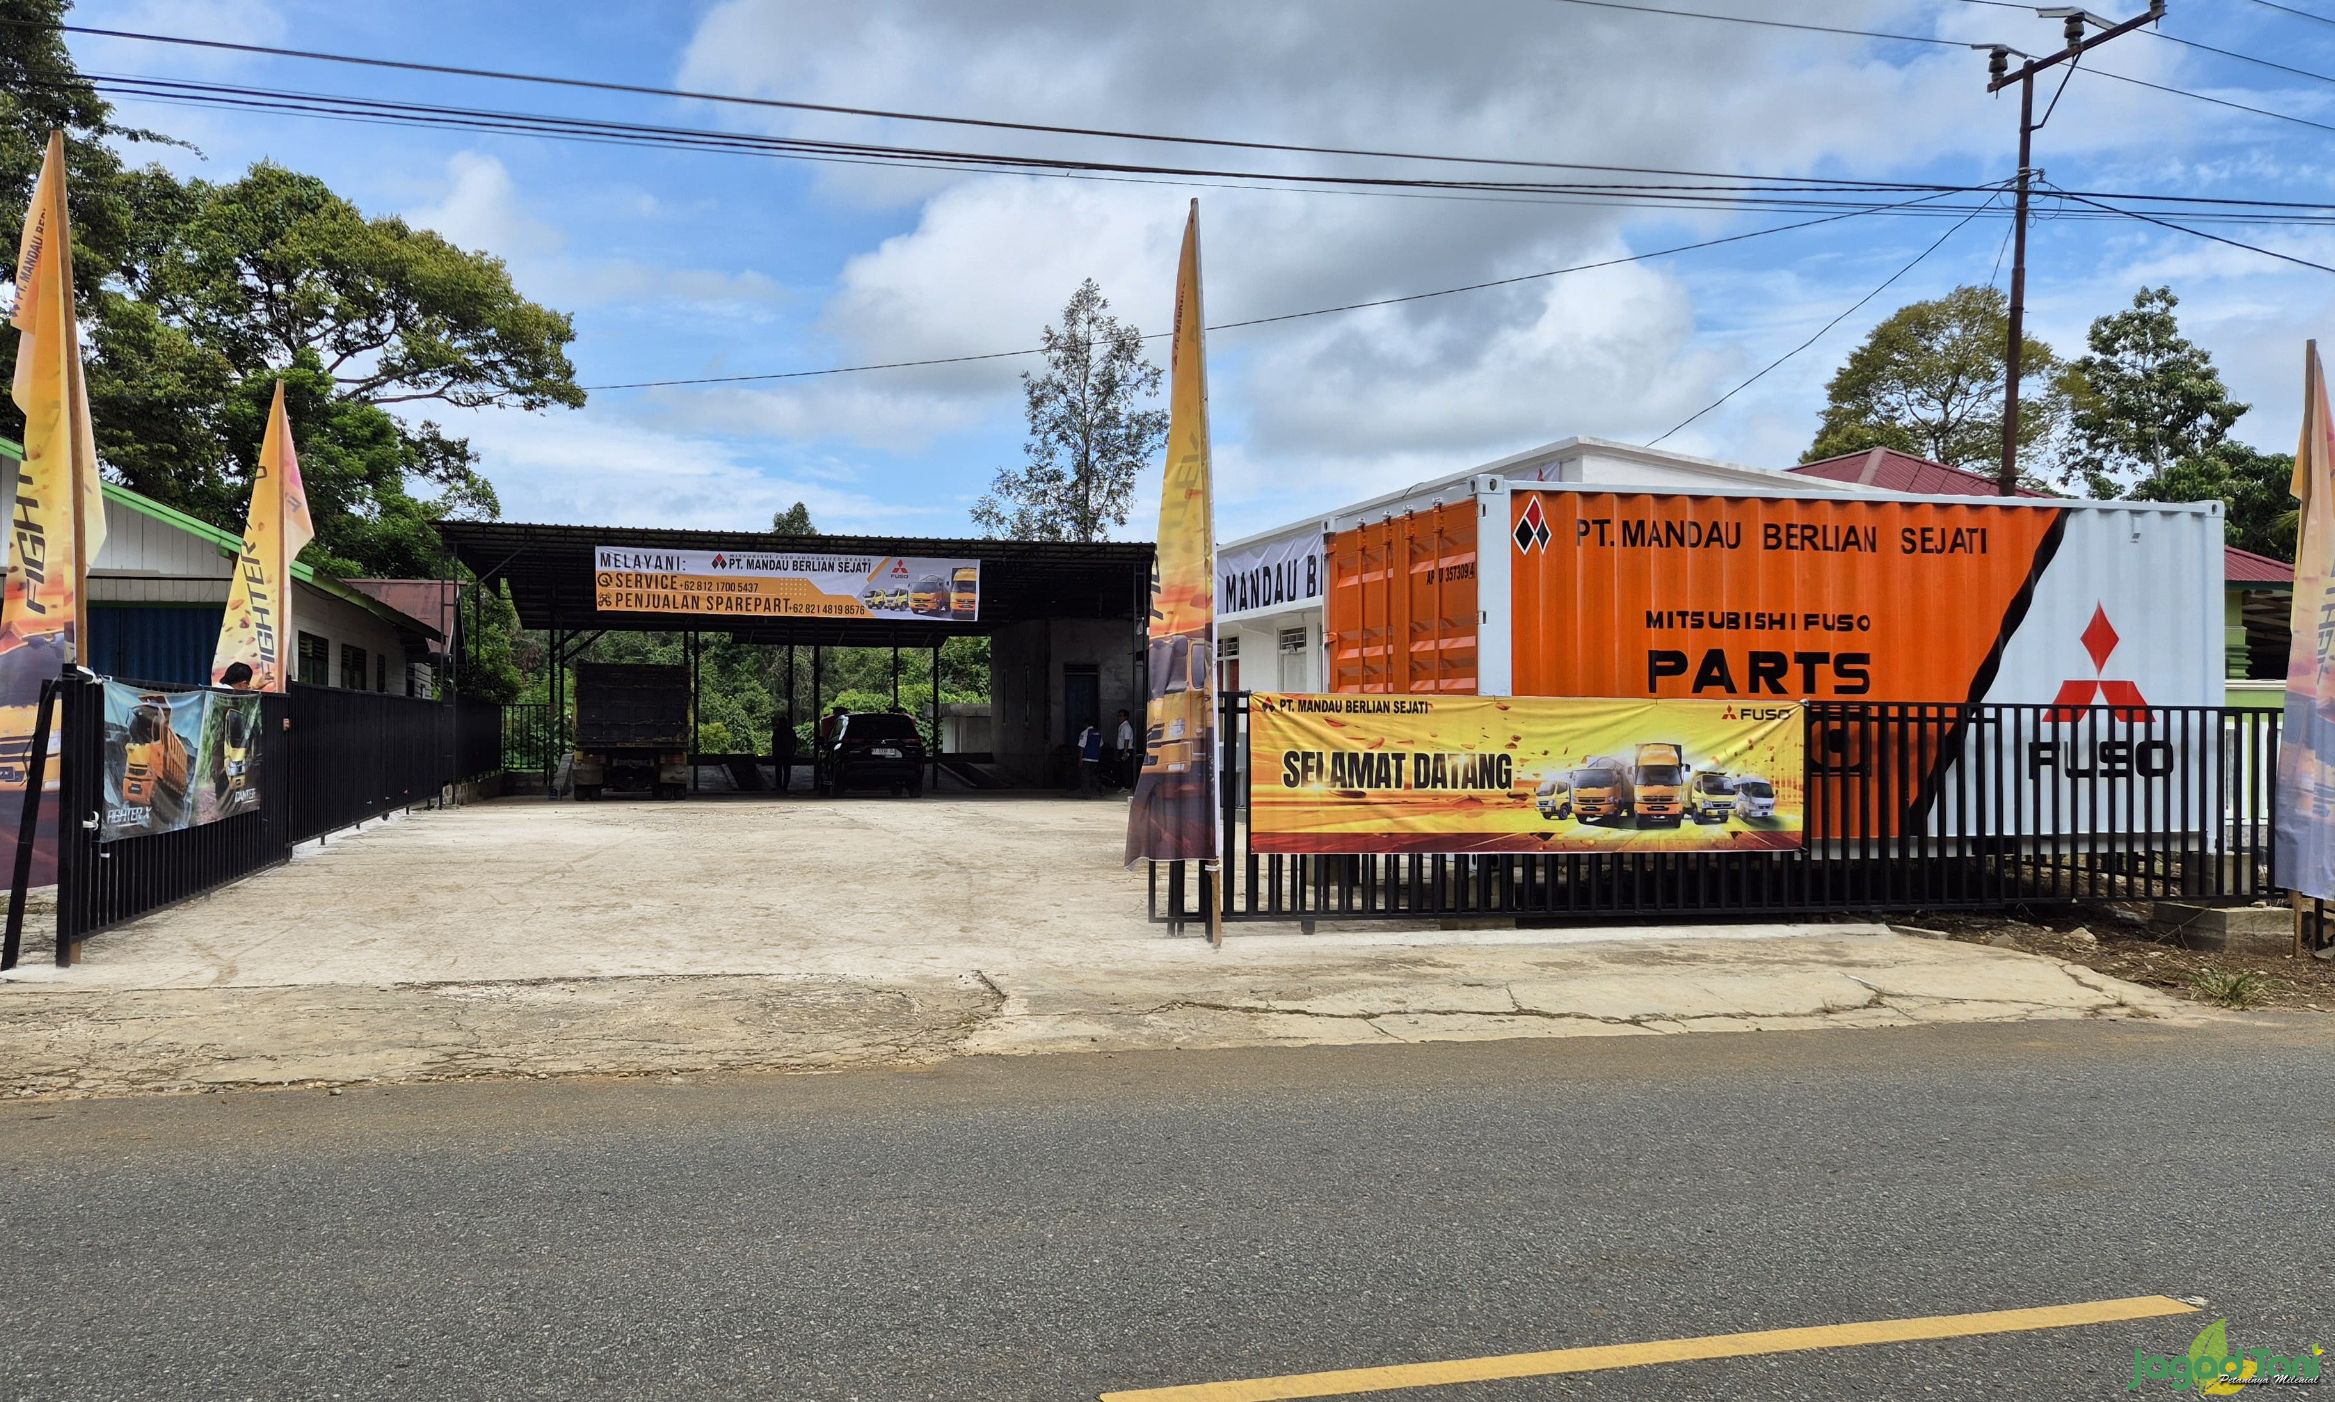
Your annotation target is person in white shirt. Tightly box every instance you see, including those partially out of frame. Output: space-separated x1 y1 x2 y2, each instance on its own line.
1113 709 1137 790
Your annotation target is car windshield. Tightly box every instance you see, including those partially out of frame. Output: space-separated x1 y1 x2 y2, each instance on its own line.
1536 778 1563 794
1574 769 1617 788
1738 780 1773 797
1637 764 1683 784
841 715 920 742
1147 636 1191 694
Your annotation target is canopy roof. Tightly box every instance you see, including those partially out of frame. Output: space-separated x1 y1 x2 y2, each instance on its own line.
436 520 1154 646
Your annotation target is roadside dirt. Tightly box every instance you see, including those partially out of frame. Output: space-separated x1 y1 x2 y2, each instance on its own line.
1900 905 2335 1012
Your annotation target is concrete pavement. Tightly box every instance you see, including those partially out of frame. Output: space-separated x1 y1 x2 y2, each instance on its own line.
0 798 2201 1097
3 1019 2328 1400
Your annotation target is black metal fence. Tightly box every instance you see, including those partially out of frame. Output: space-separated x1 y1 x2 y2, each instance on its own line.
1151 691 2288 928
4 674 506 968
500 702 555 793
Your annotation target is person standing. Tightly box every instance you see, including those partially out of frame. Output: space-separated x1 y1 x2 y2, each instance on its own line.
772 708 796 792
1077 721 1103 798
1113 707 1137 791
814 703 847 793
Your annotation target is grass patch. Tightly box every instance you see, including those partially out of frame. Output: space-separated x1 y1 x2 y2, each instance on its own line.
2185 966 2279 1009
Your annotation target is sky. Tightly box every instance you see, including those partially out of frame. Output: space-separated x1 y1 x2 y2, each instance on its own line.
60 0 2335 541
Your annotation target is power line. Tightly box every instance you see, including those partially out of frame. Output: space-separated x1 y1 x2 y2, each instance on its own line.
1646 192 2000 446
47 70 2335 227
1530 0 2335 152
7 16 1973 193
2243 0 2335 28
2042 181 2335 273
1946 0 2335 88
1540 0 1959 47
583 189 1977 391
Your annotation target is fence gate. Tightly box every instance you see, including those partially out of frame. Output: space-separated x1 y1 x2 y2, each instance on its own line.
1150 690 2286 930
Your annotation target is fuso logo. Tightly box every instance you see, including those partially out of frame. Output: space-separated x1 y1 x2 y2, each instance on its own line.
1721 705 1794 721
889 560 911 576
1513 497 1551 554
2045 604 2151 722
710 553 730 569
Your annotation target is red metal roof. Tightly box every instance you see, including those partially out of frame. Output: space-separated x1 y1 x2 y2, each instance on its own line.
1784 449 2293 586
2223 545 2295 584
1788 447 2053 497
345 578 462 640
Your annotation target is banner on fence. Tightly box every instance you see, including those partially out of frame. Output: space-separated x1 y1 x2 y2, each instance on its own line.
593 546 979 622
1248 692 1805 855
100 682 263 841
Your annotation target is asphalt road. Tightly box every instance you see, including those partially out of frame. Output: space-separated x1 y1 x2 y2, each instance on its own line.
3 1018 2331 1401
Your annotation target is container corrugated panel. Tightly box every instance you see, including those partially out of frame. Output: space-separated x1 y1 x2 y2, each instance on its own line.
1324 502 1478 694
86 605 222 687
1504 488 2222 708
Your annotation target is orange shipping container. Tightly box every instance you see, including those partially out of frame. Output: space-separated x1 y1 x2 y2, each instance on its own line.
1324 501 1478 694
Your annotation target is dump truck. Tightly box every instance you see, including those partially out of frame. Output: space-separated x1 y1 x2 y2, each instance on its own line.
1633 741 1687 827
572 662 691 801
1570 756 1632 825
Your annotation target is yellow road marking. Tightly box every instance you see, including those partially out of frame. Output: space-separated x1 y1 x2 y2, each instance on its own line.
1099 1294 2199 1402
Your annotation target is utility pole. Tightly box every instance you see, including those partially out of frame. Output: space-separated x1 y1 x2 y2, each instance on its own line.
1988 2 2165 496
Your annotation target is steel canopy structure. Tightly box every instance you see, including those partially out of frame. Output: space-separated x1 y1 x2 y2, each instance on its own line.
434 520 1156 795
437 520 1153 646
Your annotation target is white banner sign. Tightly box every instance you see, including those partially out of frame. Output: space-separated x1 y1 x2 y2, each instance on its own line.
1218 533 1323 617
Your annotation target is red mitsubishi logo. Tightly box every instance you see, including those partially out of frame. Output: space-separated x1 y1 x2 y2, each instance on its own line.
2045 604 2151 722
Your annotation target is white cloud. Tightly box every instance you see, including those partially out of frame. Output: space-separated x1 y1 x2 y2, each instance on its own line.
451 405 922 534
653 0 2258 514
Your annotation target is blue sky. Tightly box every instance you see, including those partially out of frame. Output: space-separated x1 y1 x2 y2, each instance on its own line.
65 0 2335 540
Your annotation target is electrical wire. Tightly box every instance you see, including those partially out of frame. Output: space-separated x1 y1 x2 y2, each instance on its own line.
42 70 2335 227
2240 0 2335 29
2041 181 2335 274
0 15 1980 192
583 187 1979 390
1645 191 2001 446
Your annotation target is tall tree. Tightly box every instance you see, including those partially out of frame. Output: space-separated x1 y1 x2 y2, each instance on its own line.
973 278 1167 542
770 501 815 533
2129 441 2295 561
1803 285 2061 476
2059 286 2247 499
2 17 582 580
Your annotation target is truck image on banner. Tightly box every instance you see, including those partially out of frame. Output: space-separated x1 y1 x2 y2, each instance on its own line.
1248 692 1805 855
593 546 979 622
100 682 262 841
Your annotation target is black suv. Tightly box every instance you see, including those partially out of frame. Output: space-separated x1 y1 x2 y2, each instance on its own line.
818 712 928 796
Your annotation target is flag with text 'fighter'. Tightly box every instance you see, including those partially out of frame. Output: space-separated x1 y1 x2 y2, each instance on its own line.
211 381 315 692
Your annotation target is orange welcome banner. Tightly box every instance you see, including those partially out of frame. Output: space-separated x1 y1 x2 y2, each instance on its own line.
1249 692 1806 856
211 381 315 691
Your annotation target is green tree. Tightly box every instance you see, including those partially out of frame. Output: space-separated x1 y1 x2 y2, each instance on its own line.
2 20 582 580
973 278 1167 541
770 501 815 533
1803 285 2061 477
2130 441 2296 561
2060 286 2247 499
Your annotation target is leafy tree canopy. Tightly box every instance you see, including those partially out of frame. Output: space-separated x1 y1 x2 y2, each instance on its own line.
2129 440 2296 562
973 278 1167 542
1803 284 2061 478
2060 286 2247 499
770 501 815 533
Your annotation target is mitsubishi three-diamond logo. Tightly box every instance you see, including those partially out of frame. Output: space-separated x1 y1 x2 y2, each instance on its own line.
2045 604 2152 722
1513 496 1551 554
